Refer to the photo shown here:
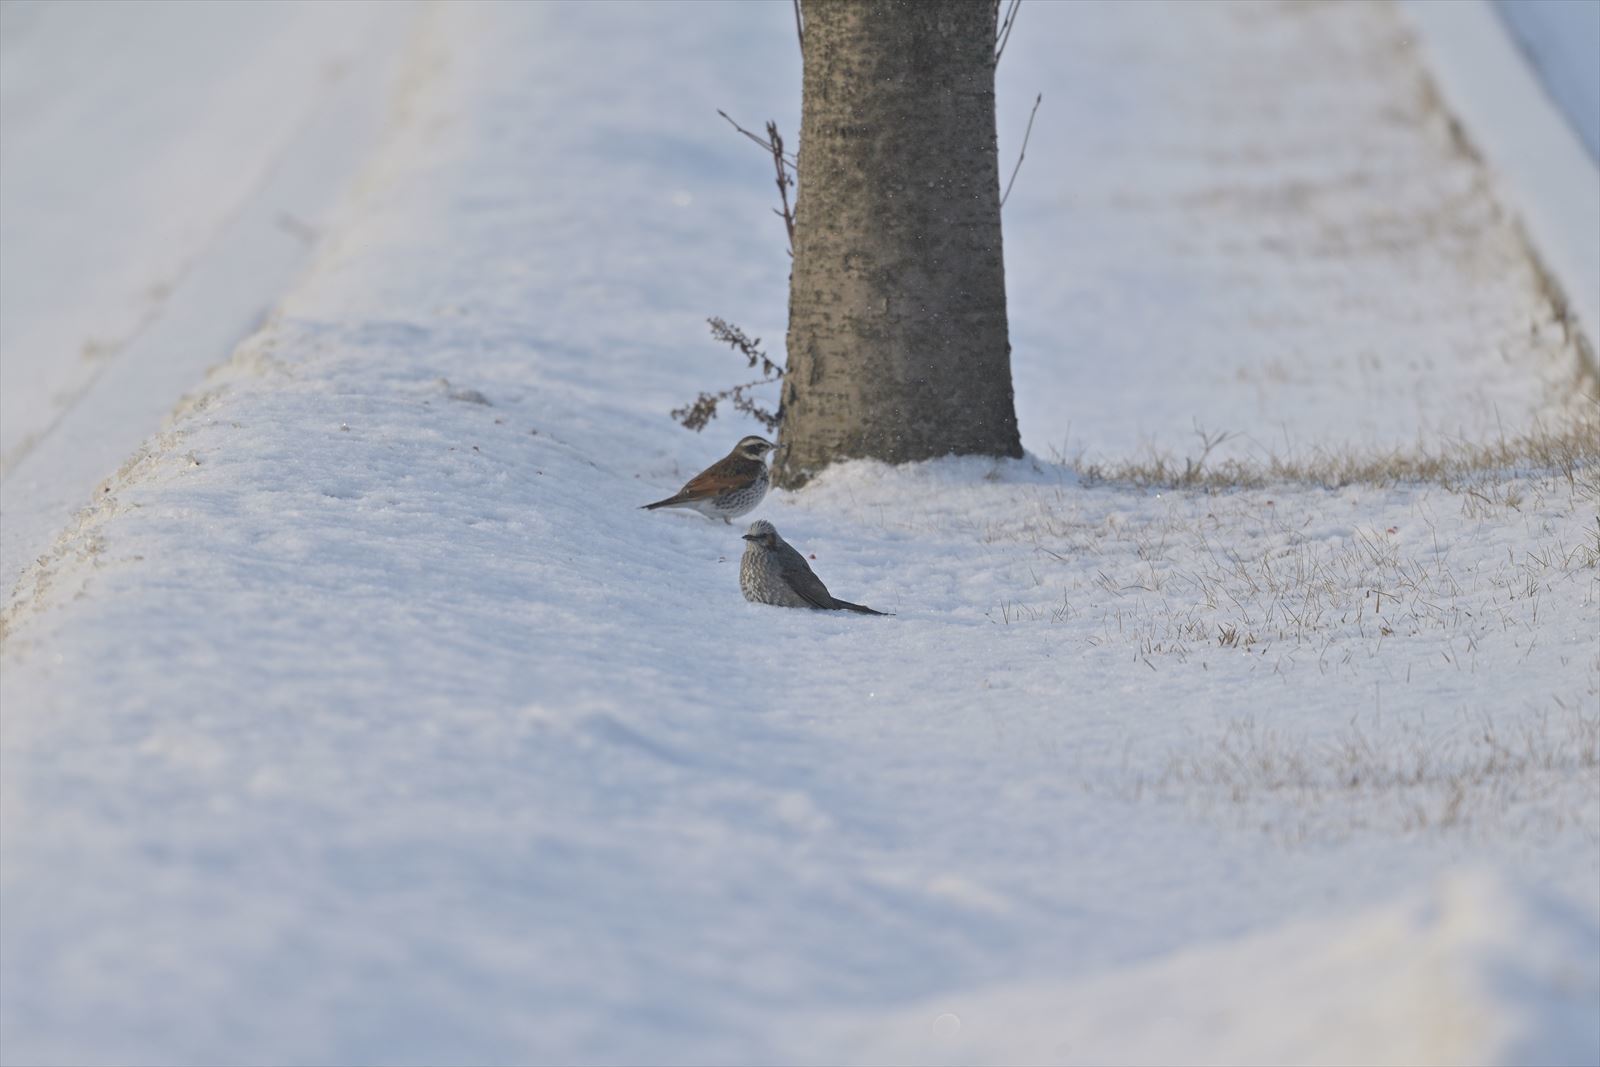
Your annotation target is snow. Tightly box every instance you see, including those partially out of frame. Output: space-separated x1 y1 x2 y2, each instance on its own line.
835 872 1600 1066
0 0 419 591
1403 0 1600 380
2 2 1597 1065
999 0 1587 462
1493 0 1600 163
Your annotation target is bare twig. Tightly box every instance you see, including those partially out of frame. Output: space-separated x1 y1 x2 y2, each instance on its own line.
672 378 783 433
716 109 796 169
707 317 784 377
995 0 1021 63
1000 92 1041 209
767 121 796 253
672 318 786 432
715 110 798 253
1182 422 1235 485
792 0 803 52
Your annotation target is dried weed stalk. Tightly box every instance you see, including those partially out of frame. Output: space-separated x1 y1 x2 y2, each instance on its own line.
671 317 784 433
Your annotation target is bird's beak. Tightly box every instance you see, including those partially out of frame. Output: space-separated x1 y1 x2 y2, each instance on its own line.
741 533 759 541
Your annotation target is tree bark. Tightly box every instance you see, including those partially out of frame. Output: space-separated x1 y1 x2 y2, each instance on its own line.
774 0 1022 489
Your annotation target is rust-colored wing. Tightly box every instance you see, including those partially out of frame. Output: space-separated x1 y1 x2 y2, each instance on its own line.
676 455 760 499
642 455 760 509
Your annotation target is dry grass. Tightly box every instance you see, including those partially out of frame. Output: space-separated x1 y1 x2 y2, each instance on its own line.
1053 407 1600 495
978 465 1599 670
962 428 1600 842
1146 705 1600 841
969 400 1600 660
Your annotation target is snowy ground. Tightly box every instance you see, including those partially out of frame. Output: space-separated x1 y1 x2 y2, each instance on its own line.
1406 0 1600 387
1494 0 1600 162
0 0 417 591
2 2 1597 1065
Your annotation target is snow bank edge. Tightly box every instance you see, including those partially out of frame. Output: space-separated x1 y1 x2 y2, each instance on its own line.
1403 0 1600 379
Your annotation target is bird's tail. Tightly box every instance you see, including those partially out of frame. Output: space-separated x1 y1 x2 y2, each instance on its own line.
640 495 685 510
835 600 891 616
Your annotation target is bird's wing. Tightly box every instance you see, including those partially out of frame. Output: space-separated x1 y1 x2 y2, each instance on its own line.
777 543 836 610
669 455 760 502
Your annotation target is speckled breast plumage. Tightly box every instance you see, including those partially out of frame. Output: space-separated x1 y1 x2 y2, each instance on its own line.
740 540 807 607
708 465 769 521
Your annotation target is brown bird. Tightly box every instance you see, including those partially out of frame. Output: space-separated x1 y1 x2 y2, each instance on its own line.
641 436 775 523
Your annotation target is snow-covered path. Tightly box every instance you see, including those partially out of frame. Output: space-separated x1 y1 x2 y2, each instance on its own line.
1 3 1596 1064
0 0 417 592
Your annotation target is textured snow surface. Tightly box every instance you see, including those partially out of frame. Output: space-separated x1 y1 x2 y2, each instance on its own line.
2 3 1597 1065
0 0 419 596
997 0 1587 461
1405 0 1600 383
838 872 1600 1066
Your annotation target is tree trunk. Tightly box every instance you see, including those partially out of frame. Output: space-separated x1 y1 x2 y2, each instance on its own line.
774 0 1022 489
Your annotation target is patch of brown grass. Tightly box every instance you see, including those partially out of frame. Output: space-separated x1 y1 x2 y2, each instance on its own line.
1060 409 1600 494
1149 705 1600 840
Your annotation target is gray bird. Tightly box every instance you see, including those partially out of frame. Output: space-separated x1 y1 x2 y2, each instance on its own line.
641 436 775 523
740 520 890 615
